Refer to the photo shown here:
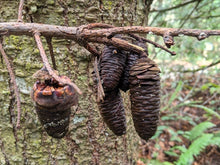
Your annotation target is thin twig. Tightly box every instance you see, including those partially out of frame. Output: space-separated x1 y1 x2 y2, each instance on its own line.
129 34 176 55
88 37 145 53
150 0 200 12
183 59 220 73
22 115 28 164
0 37 21 128
182 71 202 102
202 93 217 106
86 24 176 55
33 32 82 95
179 0 201 29
17 0 25 22
8 80 19 147
46 37 57 70
82 42 101 57
94 57 105 102
86 23 114 29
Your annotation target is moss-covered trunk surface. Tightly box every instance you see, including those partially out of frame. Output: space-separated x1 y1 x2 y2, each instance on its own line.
0 0 149 164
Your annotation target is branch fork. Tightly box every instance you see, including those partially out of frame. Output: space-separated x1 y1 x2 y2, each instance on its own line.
0 0 219 131
33 31 82 95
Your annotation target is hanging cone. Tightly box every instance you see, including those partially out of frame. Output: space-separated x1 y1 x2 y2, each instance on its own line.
119 41 148 92
100 45 127 91
97 89 126 136
92 58 126 136
129 57 160 141
31 73 78 138
119 51 140 92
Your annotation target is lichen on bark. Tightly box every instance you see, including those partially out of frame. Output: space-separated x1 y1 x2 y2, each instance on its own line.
0 0 148 164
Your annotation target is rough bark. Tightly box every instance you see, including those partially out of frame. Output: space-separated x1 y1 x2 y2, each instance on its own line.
0 0 148 164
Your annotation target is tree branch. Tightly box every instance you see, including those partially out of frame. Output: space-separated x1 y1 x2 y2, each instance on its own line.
33 32 82 95
183 59 220 73
46 37 57 70
82 43 101 57
179 0 201 28
82 26 220 40
1 22 219 40
84 23 176 55
93 57 105 102
17 0 25 22
0 22 220 57
150 0 200 12
0 37 21 128
129 34 176 55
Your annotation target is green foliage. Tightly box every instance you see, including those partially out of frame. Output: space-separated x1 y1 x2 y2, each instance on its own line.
200 83 220 94
176 134 214 165
163 121 219 165
161 113 197 126
168 101 220 119
164 150 179 157
188 104 220 120
210 137 220 146
187 121 216 141
162 81 183 111
172 146 187 153
148 1 220 165
163 162 174 165
151 125 169 139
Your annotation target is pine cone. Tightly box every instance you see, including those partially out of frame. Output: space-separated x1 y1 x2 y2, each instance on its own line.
97 89 126 136
100 45 127 91
119 51 140 92
31 75 78 138
129 57 160 141
119 42 147 92
92 58 126 136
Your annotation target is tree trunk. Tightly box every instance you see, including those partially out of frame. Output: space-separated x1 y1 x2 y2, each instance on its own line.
0 0 151 164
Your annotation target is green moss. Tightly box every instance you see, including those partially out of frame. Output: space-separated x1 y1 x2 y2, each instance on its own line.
30 5 38 13
0 0 140 164
77 75 87 81
15 69 26 78
46 0 55 5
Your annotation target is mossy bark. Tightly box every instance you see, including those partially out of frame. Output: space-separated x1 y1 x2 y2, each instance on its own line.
0 0 150 164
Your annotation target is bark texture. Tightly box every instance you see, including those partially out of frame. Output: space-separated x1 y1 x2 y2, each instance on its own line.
0 0 149 164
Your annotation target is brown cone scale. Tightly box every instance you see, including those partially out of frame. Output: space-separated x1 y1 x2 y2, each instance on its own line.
92 51 126 136
119 42 148 92
119 51 140 92
100 45 127 91
129 57 160 141
97 89 126 136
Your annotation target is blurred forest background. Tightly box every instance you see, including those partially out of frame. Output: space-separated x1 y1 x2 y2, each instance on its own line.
139 1 220 165
0 0 219 165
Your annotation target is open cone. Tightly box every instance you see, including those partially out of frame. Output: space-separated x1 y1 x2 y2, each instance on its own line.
31 75 78 138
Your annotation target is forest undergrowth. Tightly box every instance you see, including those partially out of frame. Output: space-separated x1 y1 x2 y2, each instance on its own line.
137 58 220 165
